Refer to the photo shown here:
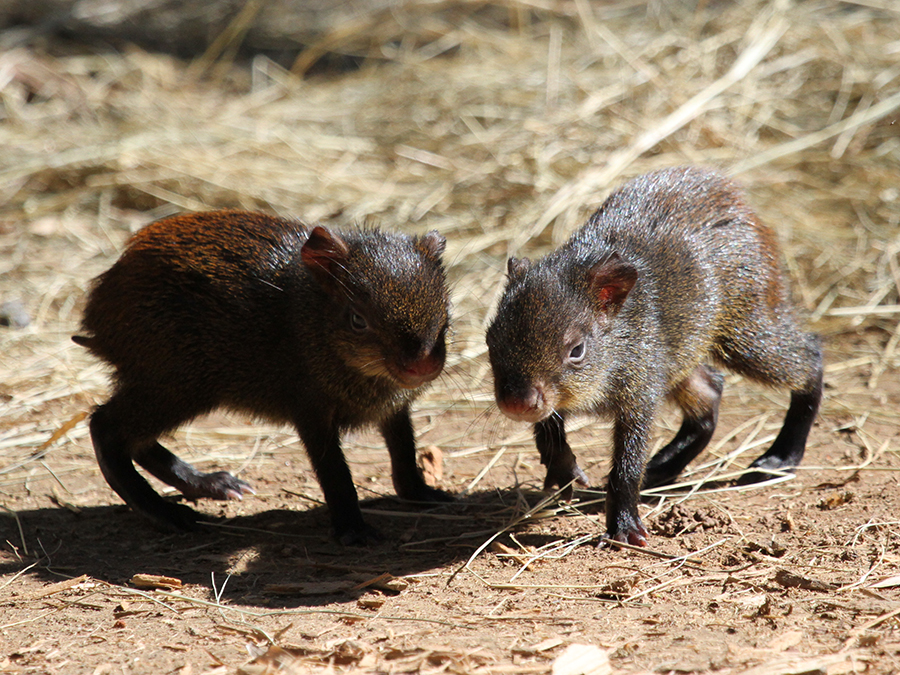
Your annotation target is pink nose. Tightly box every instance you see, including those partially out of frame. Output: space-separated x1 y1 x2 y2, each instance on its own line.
497 387 548 423
396 355 443 388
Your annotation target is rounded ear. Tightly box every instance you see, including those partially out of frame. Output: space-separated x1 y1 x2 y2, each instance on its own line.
587 253 637 313
418 230 446 259
301 226 350 288
507 256 531 278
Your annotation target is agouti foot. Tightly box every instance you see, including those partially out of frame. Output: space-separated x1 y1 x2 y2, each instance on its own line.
543 463 589 501
181 471 255 501
602 528 649 548
395 482 454 505
412 485 455 504
336 523 383 546
141 500 208 533
737 454 797 486
603 519 649 548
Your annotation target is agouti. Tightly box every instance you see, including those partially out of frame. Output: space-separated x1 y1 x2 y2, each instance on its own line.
486 167 823 546
74 210 452 544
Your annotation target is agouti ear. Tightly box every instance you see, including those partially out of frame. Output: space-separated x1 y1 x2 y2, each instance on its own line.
507 256 531 278
587 253 637 314
301 226 351 288
418 230 446 259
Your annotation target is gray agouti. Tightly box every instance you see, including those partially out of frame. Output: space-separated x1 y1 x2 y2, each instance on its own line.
74 210 452 544
486 167 823 546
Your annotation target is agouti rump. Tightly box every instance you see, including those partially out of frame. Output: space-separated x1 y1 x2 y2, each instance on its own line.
74 210 452 543
486 167 823 546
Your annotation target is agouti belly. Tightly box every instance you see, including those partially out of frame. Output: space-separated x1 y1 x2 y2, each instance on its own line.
75 210 453 544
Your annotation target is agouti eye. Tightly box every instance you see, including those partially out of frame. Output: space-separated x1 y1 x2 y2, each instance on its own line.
350 310 368 332
568 341 585 363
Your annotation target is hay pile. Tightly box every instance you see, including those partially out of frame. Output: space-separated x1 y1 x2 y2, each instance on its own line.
1 0 898 507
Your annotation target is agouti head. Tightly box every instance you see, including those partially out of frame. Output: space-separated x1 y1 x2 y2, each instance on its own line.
301 225 449 390
486 251 637 423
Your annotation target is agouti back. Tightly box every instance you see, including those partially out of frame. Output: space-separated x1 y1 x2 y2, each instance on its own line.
486 167 823 546
74 210 452 543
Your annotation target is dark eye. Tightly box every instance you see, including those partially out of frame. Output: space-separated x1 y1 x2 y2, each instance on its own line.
568 341 585 364
350 310 368 332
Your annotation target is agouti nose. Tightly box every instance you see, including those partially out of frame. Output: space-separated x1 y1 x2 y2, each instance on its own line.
396 354 443 389
497 386 549 423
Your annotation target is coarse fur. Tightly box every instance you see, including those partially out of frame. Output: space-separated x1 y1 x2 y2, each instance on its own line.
486 167 823 546
75 210 452 544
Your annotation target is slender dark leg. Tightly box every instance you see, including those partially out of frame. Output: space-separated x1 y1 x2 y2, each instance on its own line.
605 408 654 546
296 414 377 545
134 441 254 501
742 366 823 483
643 365 724 489
380 405 453 503
534 412 588 500
90 403 201 531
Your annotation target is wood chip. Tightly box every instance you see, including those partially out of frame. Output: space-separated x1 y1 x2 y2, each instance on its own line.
130 574 183 591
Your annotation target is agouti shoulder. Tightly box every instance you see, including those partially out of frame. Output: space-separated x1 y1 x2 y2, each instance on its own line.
76 209 453 543
487 166 822 547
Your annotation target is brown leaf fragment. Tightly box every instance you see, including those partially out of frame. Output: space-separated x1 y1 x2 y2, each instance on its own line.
130 574 183 590
774 569 837 592
817 490 854 510
420 445 443 487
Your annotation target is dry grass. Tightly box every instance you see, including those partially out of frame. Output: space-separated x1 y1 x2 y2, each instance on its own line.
1 0 899 672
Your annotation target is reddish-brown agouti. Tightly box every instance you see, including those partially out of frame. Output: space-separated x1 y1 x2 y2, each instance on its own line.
74 210 452 544
486 167 823 546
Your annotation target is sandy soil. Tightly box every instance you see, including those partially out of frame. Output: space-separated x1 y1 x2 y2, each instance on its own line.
1 329 898 674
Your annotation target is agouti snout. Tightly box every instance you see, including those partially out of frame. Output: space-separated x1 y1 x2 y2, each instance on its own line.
487 167 823 546
75 210 452 544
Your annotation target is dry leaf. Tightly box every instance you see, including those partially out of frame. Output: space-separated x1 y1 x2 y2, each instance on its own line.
420 445 443 487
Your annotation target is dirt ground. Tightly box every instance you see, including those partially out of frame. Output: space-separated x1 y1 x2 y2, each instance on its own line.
2 0 900 673
2 331 899 675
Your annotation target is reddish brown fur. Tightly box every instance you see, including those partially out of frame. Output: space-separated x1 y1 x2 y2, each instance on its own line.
75 210 452 543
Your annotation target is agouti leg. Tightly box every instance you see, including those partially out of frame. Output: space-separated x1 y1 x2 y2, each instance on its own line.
742 358 823 483
718 322 823 483
133 441 255 502
295 417 378 545
606 408 654 546
643 365 724 490
89 402 202 531
534 412 589 500
379 405 453 503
